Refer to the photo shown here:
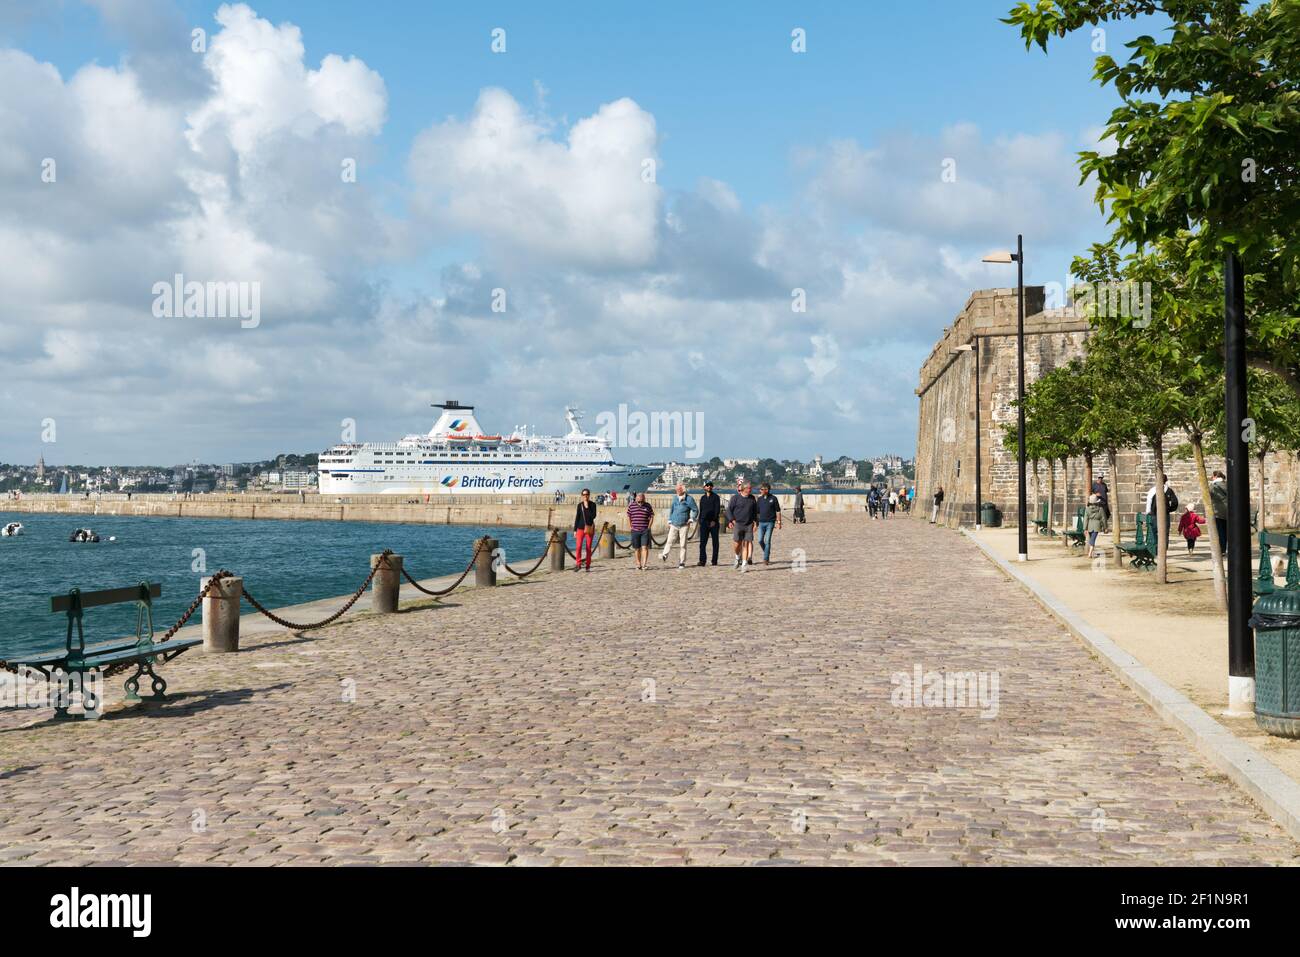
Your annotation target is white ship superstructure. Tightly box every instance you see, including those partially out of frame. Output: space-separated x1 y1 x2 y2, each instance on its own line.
318 401 659 496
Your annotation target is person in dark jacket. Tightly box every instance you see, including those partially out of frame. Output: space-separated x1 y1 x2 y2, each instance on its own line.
697 481 721 566
792 485 806 524
1209 470 1228 552
755 482 783 565
725 481 759 570
930 486 944 524
572 488 596 572
1091 473 1111 524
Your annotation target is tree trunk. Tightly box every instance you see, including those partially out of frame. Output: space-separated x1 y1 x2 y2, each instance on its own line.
1109 448 1123 568
1048 460 1056 535
1191 435 1226 610
1153 438 1168 585
1084 451 1094 510
1258 451 1267 531
1060 457 1069 528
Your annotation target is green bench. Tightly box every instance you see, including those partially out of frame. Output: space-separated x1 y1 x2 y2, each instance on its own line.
1118 513 1157 569
1255 532 1300 596
6 582 203 721
1033 502 1054 536
1063 506 1086 548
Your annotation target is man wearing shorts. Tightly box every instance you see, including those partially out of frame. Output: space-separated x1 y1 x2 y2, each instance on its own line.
627 492 654 570
725 481 759 571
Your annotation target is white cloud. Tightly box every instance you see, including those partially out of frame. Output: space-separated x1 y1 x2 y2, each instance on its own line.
409 88 661 268
0 5 1106 465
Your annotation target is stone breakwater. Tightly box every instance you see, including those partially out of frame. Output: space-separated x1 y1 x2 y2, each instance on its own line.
1 492 870 534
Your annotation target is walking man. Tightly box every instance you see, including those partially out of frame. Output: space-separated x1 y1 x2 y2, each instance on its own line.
572 487 596 572
697 480 721 566
661 482 699 569
627 492 654 570
726 480 759 571
1091 472 1111 525
755 482 783 565
792 484 806 524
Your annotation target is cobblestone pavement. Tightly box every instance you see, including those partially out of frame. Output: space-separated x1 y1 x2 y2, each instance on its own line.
1 513 1296 866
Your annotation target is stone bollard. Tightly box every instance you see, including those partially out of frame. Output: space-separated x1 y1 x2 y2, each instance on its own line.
370 553 402 614
476 536 498 587
599 523 615 559
549 530 566 571
202 575 242 653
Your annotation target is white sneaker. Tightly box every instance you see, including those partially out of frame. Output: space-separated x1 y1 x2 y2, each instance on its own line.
677 562 685 569
733 556 740 568
739 561 747 573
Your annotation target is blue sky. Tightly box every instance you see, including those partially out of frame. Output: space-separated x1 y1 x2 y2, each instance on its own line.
0 1 1159 465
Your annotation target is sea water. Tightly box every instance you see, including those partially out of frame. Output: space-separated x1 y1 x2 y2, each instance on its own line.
0 513 547 658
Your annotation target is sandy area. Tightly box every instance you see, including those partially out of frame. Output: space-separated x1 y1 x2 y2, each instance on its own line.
971 523 1300 787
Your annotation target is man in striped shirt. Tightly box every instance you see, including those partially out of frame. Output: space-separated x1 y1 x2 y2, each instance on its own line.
626 492 655 570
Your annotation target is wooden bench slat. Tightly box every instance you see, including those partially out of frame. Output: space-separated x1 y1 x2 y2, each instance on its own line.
51 583 161 613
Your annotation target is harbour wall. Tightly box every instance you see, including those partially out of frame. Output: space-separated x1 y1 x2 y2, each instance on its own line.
1 491 871 533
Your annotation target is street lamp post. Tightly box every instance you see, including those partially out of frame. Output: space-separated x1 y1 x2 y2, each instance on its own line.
983 235 1028 560
1224 251 1254 715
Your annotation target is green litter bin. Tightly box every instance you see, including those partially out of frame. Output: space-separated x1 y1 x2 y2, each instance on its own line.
980 502 1002 527
1250 587 1300 738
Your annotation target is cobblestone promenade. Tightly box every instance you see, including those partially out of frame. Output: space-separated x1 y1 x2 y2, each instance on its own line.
1 514 1295 865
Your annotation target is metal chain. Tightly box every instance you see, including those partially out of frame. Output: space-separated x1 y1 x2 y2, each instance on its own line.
240 551 391 631
399 541 484 596
503 534 556 577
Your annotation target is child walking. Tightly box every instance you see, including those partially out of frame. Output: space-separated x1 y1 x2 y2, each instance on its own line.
1177 504 1206 553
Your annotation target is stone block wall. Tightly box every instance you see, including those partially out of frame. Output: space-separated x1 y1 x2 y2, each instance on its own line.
914 287 1300 531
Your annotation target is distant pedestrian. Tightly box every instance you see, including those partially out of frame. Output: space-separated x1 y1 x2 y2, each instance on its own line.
1091 473 1111 524
1146 475 1178 551
888 489 898 515
1209 470 1228 551
930 486 945 524
627 492 654 570
792 485 806 524
868 486 880 519
660 483 698 569
697 481 721 566
573 487 596 572
1084 493 1106 559
1178 504 1205 553
755 482 783 565
726 480 759 571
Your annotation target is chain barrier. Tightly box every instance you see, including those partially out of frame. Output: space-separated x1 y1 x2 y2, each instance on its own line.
504 532 556 578
399 541 484 596
240 550 391 631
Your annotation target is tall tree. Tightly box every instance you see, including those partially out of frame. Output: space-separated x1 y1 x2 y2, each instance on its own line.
1006 0 1300 398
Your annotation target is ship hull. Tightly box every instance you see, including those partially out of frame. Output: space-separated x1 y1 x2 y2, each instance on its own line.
319 464 658 496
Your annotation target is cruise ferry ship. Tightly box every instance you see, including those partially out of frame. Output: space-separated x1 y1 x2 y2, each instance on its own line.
318 401 660 496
